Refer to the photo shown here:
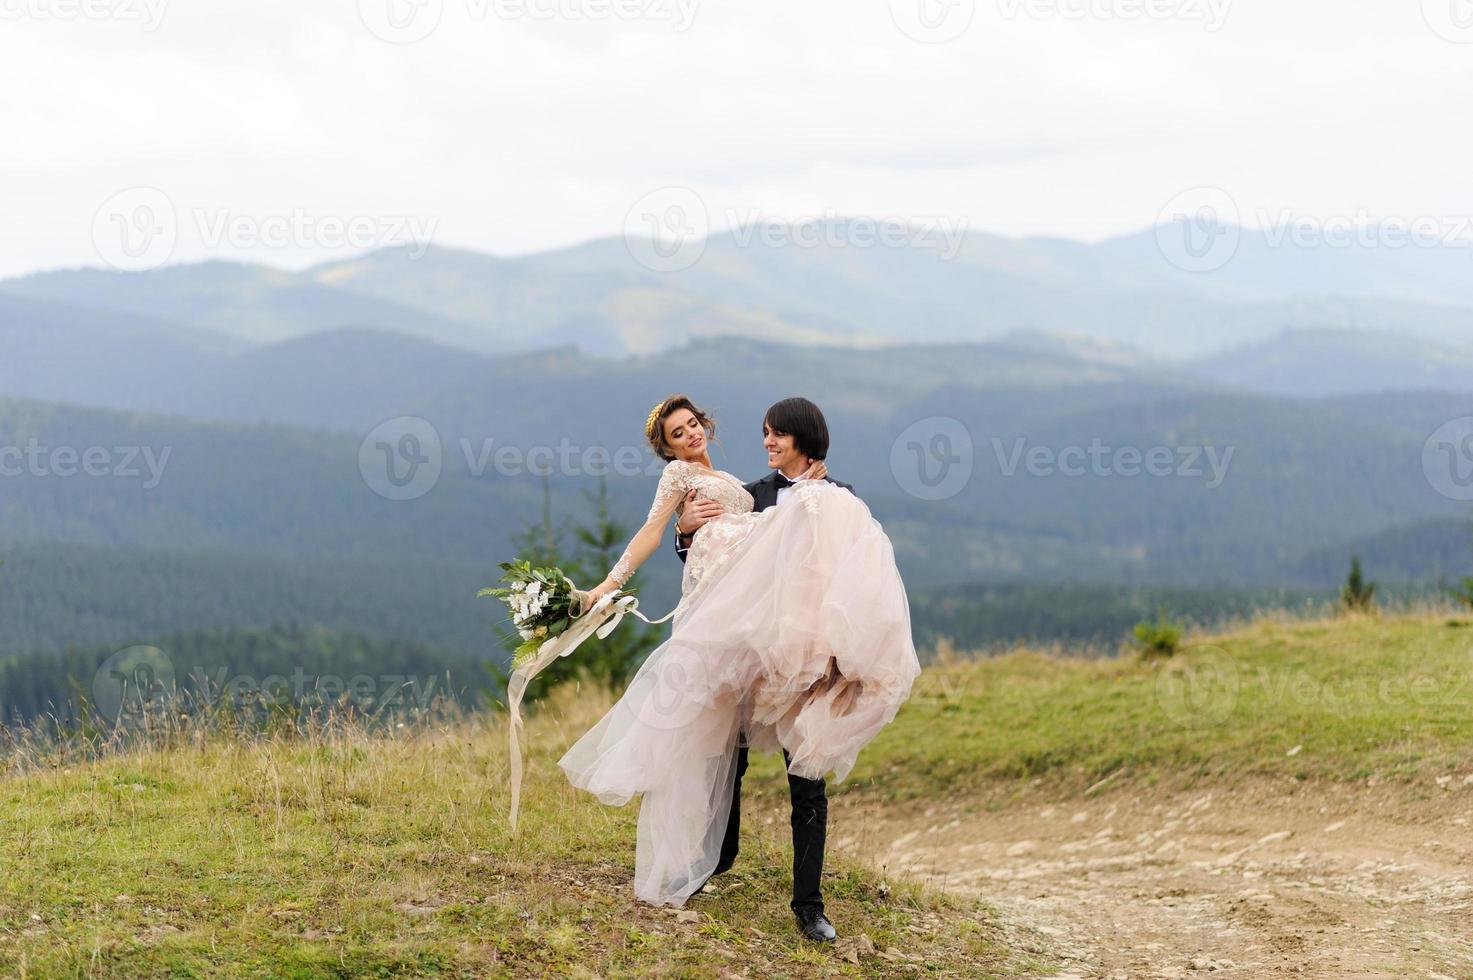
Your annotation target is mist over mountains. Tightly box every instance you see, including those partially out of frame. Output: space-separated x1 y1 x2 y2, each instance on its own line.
6 222 1473 362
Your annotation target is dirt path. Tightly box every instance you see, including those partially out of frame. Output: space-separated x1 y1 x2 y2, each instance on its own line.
830 776 1473 979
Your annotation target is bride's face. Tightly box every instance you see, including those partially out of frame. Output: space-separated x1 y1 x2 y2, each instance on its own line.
662 409 707 461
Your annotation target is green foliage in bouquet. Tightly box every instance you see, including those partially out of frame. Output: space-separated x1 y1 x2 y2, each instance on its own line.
477 559 580 668
481 477 664 704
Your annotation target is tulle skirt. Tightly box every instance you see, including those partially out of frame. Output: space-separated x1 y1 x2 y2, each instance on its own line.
557 481 920 907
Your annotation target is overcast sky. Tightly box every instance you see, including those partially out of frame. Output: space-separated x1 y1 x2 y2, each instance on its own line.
3 0 1471 278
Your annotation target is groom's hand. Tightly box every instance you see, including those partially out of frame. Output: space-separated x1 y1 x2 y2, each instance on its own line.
677 489 724 535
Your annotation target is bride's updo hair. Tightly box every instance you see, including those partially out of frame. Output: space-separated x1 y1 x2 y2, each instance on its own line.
646 395 717 461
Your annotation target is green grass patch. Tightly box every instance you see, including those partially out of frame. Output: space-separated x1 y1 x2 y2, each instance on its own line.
0 683 1040 978
797 609 1473 804
11 609 1466 975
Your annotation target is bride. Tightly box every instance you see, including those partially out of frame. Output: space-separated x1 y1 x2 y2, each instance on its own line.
558 394 920 909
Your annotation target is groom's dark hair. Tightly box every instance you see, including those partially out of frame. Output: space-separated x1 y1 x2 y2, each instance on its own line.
764 397 829 461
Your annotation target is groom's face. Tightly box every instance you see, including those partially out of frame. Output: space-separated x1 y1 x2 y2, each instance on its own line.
763 420 805 473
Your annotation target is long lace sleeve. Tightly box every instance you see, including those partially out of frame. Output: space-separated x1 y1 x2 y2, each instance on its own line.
609 461 689 587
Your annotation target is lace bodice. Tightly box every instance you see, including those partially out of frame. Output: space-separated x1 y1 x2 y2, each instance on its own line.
654 461 754 524
608 460 754 588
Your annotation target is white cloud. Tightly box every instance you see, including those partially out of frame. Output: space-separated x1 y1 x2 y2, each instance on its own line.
1 0 1470 277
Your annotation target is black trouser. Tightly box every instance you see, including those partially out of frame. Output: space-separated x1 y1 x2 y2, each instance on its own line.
717 740 827 914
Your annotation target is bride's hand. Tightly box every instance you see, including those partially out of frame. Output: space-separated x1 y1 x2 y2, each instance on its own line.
577 579 617 613
802 460 828 482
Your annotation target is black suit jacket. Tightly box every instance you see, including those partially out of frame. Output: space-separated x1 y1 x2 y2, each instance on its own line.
676 472 857 563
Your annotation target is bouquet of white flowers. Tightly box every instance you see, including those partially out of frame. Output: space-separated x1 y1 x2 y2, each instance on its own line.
480 558 681 833
481 559 645 833
477 560 588 668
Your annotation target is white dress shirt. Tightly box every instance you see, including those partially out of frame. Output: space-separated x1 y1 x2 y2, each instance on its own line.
775 472 807 507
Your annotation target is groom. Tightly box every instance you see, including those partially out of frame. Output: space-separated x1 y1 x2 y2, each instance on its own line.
672 396 854 943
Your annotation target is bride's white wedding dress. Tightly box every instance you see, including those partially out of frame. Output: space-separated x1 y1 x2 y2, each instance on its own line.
557 460 920 907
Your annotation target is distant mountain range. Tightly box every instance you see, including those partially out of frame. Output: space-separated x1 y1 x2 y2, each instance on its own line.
3 359 1470 665
1183 328 1473 396
5 223 1473 362
5 223 1473 672
2 332 1468 589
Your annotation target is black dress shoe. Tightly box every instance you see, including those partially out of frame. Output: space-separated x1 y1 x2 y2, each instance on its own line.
794 909 836 942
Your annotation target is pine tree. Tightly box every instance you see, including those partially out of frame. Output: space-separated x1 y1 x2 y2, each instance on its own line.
564 477 664 689
488 477 664 704
1130 605 1182 659
1340 556 1377 613
505 476 562 568
1450 516 1473 610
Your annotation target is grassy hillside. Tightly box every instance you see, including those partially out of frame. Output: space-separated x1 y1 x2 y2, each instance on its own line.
0 686 1038 979
807 607 1473 806
4 607 1472 975
907 580 1334 651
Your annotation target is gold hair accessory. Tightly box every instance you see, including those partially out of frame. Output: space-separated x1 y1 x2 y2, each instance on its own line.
644 400 666 439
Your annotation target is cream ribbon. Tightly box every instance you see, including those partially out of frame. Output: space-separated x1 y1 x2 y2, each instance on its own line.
505 589 677 833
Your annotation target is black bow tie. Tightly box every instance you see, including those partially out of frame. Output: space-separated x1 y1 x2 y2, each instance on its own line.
774 473 794 489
